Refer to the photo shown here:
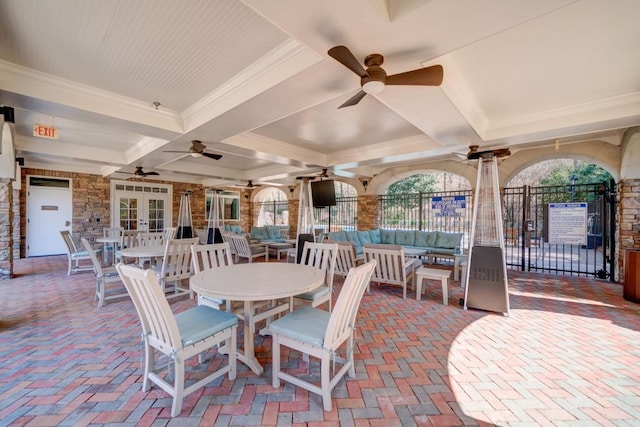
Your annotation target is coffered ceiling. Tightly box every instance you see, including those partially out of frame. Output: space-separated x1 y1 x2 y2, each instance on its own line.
1 0 638 187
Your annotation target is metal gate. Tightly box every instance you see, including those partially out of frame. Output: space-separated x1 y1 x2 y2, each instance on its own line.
501 180 616 279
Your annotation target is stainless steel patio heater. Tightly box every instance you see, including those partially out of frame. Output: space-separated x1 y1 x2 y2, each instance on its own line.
176 191 193 239
463 148 510 315
206 190 224 244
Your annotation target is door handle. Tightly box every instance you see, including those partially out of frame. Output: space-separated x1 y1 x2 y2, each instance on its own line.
65 221 70 226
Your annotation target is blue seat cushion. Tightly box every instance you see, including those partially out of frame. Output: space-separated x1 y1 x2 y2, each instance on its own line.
269 305 329 347
395 230 415 246
175 305 238 347
414 231 437 247
358 231 372 245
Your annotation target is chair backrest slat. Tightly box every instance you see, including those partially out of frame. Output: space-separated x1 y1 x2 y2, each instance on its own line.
300 242 338 288
120 230 139 249
137 232 165 247
117 264 181 351
363 246 406 285
80 237 103 277
161 238 198 280
330 241 357 277
324 260 376 350
191 242 233 273
60 230 78 253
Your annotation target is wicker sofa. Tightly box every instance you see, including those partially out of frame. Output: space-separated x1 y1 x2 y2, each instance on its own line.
325 229 463 259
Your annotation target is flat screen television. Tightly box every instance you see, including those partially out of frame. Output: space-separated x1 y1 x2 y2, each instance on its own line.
311 179 336 207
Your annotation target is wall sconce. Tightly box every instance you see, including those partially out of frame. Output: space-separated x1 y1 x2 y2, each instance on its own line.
359 178 369 191
289 186 295 194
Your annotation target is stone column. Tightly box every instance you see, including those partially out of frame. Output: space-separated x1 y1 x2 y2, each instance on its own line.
0 178 14 279
618 179 640 281
358 195 380 230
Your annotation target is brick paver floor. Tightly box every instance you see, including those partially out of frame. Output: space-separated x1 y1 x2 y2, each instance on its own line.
1 255 639 426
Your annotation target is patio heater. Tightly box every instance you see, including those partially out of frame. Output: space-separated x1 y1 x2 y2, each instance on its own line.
176 192 193 239
463 149 510 315
297 178 315 235
206 190 224 244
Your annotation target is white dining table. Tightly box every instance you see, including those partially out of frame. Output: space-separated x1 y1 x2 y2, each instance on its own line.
190 262 325 374
118 245 165 267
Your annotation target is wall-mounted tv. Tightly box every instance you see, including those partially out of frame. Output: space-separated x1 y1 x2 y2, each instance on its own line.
311 179 336 207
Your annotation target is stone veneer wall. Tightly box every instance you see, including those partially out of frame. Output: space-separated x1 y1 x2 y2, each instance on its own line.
0 179 14 279
12 188 19 260
16 170 254 258
618 178 640 280
357 195 380 230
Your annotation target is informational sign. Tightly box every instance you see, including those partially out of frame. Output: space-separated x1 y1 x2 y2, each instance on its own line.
33 124 58 140
548 202 588 245
432 195 466 217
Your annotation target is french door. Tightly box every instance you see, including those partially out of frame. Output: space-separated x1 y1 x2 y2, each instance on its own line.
111 181 172 232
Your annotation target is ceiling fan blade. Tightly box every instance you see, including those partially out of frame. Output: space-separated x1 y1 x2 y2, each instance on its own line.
328 46 368 78
386 64 443 86
202 152 223 160
143 171 160 176
338 90 367 108
163 150 189 154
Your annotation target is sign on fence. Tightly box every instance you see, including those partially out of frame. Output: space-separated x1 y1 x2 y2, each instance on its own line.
432 196 466 217
548 202 588 245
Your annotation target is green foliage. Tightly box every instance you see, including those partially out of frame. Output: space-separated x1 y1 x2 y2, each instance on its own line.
387 174 437 195
539 161 612 186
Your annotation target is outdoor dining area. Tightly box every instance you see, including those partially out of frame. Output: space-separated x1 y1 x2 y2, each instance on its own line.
52 177 480 418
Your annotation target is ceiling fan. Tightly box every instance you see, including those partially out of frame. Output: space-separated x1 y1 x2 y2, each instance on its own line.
163 140 223 160
122 166 159 177
296 168 331 181
328 45 444 108
232 180 257 189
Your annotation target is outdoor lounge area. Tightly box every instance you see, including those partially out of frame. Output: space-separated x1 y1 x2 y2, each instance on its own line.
1 254 639 425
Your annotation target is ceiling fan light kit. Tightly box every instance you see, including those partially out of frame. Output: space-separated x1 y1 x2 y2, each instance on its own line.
328 45 443 107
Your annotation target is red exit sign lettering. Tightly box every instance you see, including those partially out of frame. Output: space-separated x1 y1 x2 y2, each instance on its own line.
33 124 58 140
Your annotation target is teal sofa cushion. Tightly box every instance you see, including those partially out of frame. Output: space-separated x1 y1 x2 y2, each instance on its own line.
328 231 347 241
395 230 415 246
414 230 437 247
250 227 269 240
380 229 396 244
435 231 463 249
266 226 281 240
225 225 243 234
368 229 381 244
358 231 372 245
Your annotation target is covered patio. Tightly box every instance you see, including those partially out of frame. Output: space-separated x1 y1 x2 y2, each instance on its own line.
1 255 638 425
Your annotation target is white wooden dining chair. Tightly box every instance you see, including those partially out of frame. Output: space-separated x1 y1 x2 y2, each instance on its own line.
191 242 234 310
153 237 198 299
115 229 139 264
293 242 338 311
116 264 237 417
81 237 127 307
59 230 100 275
270 260 376 412
362 244 417 299
229 234 269 263
331 241 358 278
191 242 285 333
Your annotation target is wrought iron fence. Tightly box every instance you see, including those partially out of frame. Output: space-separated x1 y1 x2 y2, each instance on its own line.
314 196 358 232
500 181 614 279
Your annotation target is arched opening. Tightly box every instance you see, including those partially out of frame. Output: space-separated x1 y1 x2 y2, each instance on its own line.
254 188 289 227
502 158 615 279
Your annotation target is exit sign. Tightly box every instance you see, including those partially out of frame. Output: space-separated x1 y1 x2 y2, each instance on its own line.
33 124 58 140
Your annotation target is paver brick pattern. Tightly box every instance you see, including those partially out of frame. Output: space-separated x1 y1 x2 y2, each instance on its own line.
1 255 639 426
